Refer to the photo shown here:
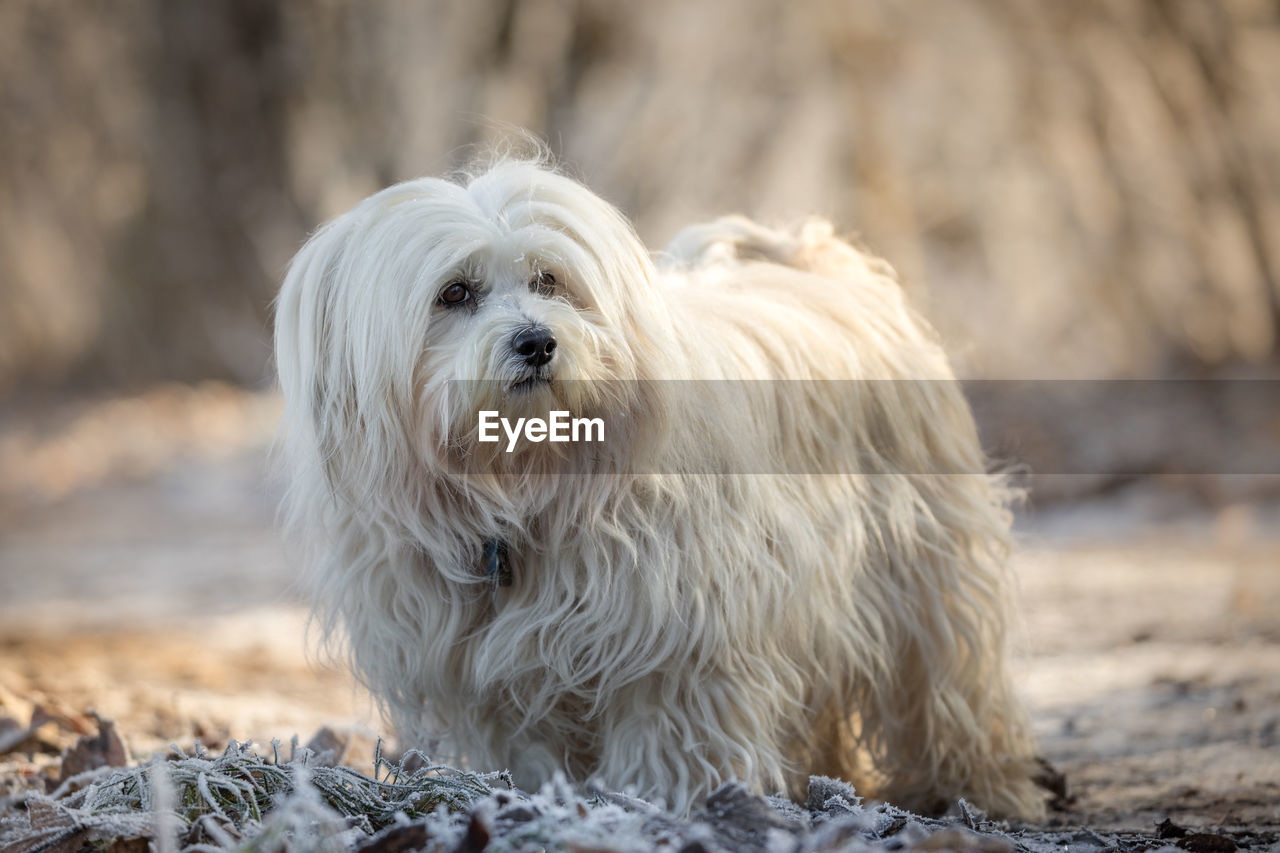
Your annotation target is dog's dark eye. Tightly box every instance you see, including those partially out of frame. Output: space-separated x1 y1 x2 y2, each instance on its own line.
439 281 471 306
531 271 556 296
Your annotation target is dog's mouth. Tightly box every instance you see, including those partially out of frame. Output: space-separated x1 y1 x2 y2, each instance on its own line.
505 367 553 396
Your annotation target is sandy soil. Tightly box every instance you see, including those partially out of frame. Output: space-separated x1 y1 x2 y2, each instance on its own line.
1013 498 1280 833
1 386 1277 837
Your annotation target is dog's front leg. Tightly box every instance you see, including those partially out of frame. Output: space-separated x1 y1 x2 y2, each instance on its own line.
591 676 790 815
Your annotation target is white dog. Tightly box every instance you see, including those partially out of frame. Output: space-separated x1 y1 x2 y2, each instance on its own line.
274 156 1045 820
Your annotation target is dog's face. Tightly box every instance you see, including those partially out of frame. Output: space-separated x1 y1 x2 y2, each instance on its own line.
407 180 623 422
275 161 673 503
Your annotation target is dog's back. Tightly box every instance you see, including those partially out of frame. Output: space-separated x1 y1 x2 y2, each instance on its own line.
660 215 889 281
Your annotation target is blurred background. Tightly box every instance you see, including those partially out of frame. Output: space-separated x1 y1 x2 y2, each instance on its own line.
1 0 1278 832
3 0 1280 390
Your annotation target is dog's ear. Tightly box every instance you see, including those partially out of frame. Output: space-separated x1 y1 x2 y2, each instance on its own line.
274 216 420 516
276 222 334 433
276 218 348 501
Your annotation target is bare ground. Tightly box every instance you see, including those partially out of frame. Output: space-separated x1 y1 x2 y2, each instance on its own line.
1 386 1278 841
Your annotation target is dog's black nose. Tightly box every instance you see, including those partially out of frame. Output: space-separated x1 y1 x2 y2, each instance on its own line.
511 326 557 367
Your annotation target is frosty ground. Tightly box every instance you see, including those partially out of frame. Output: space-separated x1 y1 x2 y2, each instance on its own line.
1 386 1277 849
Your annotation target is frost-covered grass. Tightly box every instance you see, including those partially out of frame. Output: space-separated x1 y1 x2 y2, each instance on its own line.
90 740 493 826
0 739 1198 852
1 739 507 852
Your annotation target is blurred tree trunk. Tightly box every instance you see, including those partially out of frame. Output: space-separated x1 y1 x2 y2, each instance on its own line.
107 1 296 387
0 0 1277 391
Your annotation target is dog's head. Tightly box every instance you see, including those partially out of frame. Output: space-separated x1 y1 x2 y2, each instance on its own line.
275 159 673 512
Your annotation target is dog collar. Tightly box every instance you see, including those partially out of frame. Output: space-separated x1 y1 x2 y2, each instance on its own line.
483 538 512 588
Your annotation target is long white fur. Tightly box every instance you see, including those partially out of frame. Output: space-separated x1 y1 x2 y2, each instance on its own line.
274 157 1045 819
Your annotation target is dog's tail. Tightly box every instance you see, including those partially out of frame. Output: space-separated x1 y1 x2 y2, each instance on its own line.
658 215 892 280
